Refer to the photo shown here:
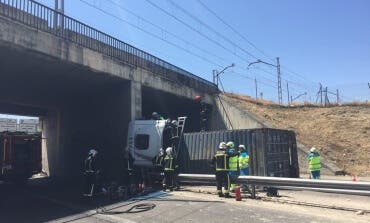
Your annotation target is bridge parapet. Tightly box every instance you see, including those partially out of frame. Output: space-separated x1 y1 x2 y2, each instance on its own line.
0 0 218 93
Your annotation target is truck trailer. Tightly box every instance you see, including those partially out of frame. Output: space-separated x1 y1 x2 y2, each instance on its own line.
125 118 299 188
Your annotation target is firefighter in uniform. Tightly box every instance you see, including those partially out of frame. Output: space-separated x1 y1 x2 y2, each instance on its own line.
212 142 231 198
153 148 165 170
162 147 178 191
226 141 239 192
83 149 101 197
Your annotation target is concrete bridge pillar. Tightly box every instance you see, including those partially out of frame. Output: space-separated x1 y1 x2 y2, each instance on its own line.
130 81 142 120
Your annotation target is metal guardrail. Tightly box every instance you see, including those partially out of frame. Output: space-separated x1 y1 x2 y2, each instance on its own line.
178 174 370 195
0 0 217 92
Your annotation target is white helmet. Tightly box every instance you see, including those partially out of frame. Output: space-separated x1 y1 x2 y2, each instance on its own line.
159 148 164 156
226 141 235 149
219 142 227 149
171 120 178 126
89 149 98 156
166 147 173 155
310 147 317 153
238 144 246 150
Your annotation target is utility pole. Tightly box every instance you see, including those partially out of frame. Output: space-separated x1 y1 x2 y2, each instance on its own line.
286 81 290 105
324 87 329 107
54 0 65 29
254 78 258 100
247 58 282 105
276 57 282 105
54 0 58 29
320 83 323 106
212 70 218 86
336 89 339 104
212 64 234 90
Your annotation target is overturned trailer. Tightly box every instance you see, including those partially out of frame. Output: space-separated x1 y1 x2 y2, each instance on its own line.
127 119 299 180
178 128 299 178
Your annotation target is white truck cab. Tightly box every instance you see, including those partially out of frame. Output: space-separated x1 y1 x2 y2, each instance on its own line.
126 117 186 171
126 120 167 168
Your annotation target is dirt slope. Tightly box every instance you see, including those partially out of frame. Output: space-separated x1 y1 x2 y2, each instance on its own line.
224 93 370 176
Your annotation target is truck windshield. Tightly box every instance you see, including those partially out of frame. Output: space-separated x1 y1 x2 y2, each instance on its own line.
135 134 150 150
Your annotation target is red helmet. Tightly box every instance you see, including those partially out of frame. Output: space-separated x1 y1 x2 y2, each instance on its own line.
194 95 202 102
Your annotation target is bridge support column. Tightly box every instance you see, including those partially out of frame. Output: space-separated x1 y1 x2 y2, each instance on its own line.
130 81 142 120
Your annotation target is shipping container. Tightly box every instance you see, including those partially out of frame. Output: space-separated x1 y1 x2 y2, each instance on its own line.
0 132 42 181
178 128 299 178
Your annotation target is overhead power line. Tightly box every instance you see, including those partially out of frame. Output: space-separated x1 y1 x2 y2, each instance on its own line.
166 0 257 61
79 0 222 68
101 0 229 64
144 0 286 89
81 0 281 89
81 0 316 102
196 0 274 63
196 0 318 87
144 0 252 64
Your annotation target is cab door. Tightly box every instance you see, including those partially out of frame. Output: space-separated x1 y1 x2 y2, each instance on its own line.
132 120 165 167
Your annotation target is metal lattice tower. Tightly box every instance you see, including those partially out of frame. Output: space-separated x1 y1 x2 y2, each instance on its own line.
276 57 282 105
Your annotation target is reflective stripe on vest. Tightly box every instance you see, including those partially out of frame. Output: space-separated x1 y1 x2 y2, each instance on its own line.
309 155 321 171
238 155 249 169
229 156 238 171
156 156 163 166
215 153 228 171
164 156 174 171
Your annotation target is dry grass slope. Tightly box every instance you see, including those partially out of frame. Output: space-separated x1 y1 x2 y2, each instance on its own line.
225 93 370 176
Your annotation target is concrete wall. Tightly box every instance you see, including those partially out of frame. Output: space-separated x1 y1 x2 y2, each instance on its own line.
213 94 268 130
0 14 214 104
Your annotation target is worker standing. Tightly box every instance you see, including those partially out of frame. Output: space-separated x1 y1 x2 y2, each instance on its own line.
226 141 239 192
153 148 165 171
162 147 178 191
238 145 249 176
307 147 321 179
212 142 231 198
83 149 102 197
152 112 164 120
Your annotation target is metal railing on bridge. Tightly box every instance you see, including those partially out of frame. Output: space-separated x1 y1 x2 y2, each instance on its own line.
0 0 217 92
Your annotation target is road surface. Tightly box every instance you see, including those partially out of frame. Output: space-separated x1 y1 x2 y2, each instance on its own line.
0 180 368 223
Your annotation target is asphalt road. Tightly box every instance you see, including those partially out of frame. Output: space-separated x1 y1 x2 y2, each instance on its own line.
0 180 368 223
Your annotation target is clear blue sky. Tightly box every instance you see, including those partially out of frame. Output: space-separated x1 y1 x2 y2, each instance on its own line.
35 0 370 103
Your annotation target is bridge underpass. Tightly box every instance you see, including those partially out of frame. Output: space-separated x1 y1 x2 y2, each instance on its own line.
0 0 222 182
0 44 134 180
0 44 214 180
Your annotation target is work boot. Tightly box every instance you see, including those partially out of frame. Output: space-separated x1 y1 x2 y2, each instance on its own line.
224 193 231 198
218 192 223 197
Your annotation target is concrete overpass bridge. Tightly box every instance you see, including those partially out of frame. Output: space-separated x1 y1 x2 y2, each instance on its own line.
0 0 225 179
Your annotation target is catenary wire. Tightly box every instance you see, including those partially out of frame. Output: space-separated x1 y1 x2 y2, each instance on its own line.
79 0 223 68
166 0 258 60
196 0 318 87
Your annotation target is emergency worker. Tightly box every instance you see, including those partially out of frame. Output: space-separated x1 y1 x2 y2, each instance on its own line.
153 148 165 169
211 142 231 198
152 112 164 120
307 147 321 179
226 141 239 192
238 145 249 176
162 147 178 191
83 149 102 196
